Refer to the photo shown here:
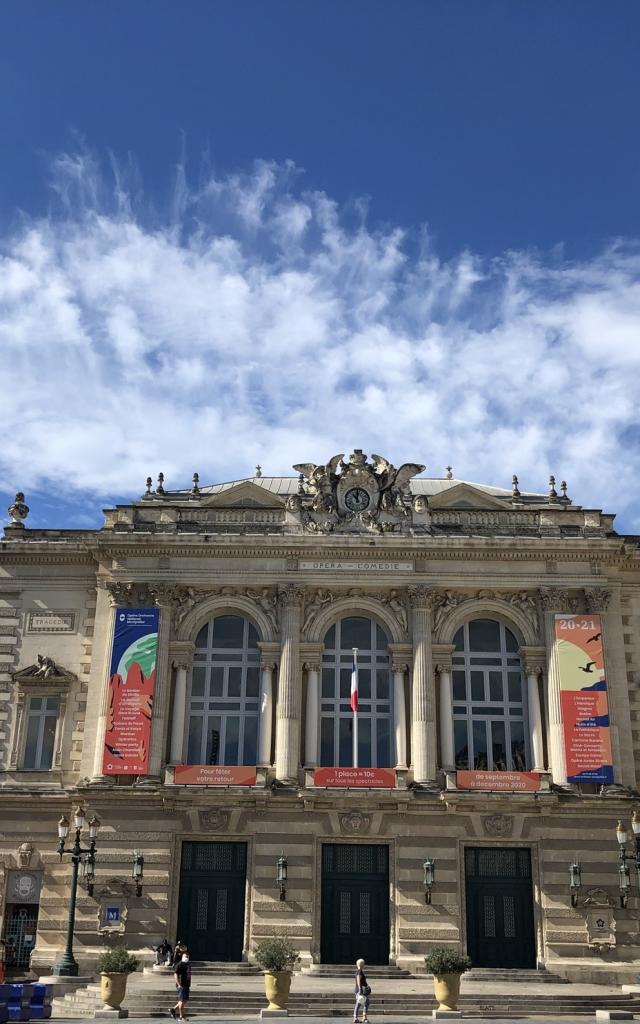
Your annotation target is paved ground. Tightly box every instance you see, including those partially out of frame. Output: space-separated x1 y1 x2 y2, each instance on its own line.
49 1017 640 1023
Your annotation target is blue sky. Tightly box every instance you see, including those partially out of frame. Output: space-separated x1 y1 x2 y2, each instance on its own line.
1 1 639 531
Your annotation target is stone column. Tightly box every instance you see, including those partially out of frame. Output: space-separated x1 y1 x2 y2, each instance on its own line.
257 641 280 769
540 588 571 786
304 662 320 768
88 582 126 783
438 666 455 771
168 641 195 765
275 585 304 783
408 586 437 785
388 643 411 771
520 648 546 772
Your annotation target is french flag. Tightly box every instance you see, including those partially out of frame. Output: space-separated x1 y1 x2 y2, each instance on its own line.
350 651 358 713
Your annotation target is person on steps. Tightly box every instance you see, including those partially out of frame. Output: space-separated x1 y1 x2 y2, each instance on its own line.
353 958 370 1024
170 952 191 1021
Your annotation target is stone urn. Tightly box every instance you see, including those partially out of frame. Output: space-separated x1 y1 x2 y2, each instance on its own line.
100 971 129 1011
433 973 461 1012
263 970 292 1010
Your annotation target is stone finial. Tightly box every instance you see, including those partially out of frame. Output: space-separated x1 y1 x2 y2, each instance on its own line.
548 475 558 501
445 466 453 479
191 472 200 495
512 474 521 498
560 480 570 502
8 492 29 527
145 476 153 495
156 472 165 495
255 464 262 478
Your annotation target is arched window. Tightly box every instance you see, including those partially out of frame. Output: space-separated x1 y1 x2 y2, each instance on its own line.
452 618 528 771
187 615 260 766
320 616 392 768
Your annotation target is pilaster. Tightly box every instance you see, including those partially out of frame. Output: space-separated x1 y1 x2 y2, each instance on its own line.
408 586 437 785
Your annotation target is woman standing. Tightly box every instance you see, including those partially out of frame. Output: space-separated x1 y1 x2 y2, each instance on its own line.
353 958 370 1024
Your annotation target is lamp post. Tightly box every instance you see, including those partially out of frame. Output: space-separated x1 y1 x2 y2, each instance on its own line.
616 820 631 908
276 854 288 901
568 861 582 907
132 851 144 898
54 807 100 977
423 858 435 905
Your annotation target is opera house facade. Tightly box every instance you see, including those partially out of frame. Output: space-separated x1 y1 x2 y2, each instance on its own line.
0 449 639 983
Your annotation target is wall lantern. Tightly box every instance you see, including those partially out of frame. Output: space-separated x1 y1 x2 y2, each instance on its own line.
82 853 96 897
423 858 435 904
276 854 288 902
568 861 582 907
132 851 145 898
616 820 631 908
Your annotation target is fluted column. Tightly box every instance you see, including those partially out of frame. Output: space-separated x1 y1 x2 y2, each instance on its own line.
408 586 437 785
438 665 455 771
304 662 320 768
275 585 304 783
168 642 195 765
258 663 274 767
392 663 407 770
520 648 546 772
540 588 571 786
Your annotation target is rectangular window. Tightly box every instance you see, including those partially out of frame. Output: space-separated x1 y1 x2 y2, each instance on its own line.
454 719 469 769
23 696 59 770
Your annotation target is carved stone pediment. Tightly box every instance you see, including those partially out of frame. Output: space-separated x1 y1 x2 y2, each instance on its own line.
202 481 286 509
291 449 425 534
13 656 75 687
94 877 136 899
582 887 613 908
428 482 508 511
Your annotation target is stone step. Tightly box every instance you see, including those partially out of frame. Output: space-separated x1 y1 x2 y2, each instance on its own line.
302 965 412 977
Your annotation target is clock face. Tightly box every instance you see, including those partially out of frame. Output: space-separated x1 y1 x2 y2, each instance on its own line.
345 487 371 512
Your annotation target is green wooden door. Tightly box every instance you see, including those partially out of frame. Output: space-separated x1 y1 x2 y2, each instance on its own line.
177 842 246 962
465 847 535 969
321 844 389 965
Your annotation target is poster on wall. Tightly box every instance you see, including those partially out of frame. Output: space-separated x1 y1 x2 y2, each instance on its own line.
555 613 613 784
173 765 257 786
102 607 159 776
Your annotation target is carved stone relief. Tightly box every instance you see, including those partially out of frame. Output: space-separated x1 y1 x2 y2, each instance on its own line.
339 811 371 834
482 814 514 838
199 809 230 831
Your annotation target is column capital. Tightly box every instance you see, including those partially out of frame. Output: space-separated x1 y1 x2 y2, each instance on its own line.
584 587 612 612
169 640 196 671
277 583 305 608
519 644 546 677
258 640 281 671
388 642 412 674
432 642 456 674
300 642 324 673
407 585 437 609
99 579 155 608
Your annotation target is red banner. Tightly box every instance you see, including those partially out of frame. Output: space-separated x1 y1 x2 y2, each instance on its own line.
102 608 159 775
173 764 257 786
556 614 613 784
456 770 541 792
314 767 396 788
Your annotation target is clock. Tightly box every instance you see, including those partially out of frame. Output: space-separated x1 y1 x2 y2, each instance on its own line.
344 487 371 513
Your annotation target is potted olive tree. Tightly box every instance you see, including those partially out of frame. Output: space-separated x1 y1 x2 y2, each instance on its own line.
253 936 300 1011
95 946 139 1014
424 945 472 1013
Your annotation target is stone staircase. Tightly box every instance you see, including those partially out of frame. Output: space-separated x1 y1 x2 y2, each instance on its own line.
51 963 640 1018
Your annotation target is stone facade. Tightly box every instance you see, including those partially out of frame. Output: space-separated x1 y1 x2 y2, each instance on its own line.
0 453 639 983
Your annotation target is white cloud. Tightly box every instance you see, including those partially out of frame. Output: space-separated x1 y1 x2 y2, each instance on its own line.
0 152 639 531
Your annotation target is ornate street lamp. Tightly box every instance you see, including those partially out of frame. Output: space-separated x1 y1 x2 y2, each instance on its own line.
132 851 144 898
568 861 582 907
632 812 640 891
423 858 435 905
616 820 631 908
276 854 288 902
54 807 100 976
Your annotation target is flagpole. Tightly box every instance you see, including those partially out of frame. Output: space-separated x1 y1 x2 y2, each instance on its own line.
352 647 359 769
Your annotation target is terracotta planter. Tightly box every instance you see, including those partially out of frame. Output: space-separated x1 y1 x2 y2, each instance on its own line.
100 971 129 1010
433 972 462 1011
263 970 292 1010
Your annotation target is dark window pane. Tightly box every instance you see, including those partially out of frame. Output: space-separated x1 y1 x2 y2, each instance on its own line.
243 716 258 765
339 717 352 766
323 625 336 649
340 667 351 699
23 716 41 770
225 717 240 765
472 706 504 715
191 666 206 697
341 617 371 650
207 719 221 764
228 666 242 697
453 706 466 714
505 627 519 652
359 717 372 768
320 717 334 765
40 713 56 768
489 671 503 702
247 622 260 647
471 671 484 701
510 720 527 771
454 720 469 768
453 627 464 651
376 623 388 648
322 668 335 698
30 697 42 712
210 667 224 696
453 671 466 701
246 666 259 698
45 697 60 712
187 716 203 764
376 670 389 699
211 615 244 648
473 720 488 769
358 668 371 699
491 720 507 770
469 619 501 652
508 673 522 702
376 716 391 768
195 624 209 648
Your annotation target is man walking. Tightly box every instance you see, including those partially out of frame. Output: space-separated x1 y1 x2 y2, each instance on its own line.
170 952 191 1020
